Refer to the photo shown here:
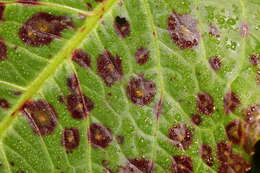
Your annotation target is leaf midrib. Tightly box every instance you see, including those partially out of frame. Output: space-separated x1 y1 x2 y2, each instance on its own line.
0 0 119 139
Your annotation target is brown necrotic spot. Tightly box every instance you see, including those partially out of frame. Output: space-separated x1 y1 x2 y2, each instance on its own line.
22 100 57 136
97 51 123 87
17 0 39 5
135 47 149 65
0 3 5 21
18 12 73 46
168 124 193 150
88 123 112 148
171 155 193 173
114 16 130 38
0 98 9 109
225 119 243 145
168 12 200 49
209 56 222 71
196 92 215 115
66 93 94 120
72 49 91 69
0 39 7 61
127 75 156 106
200 144 214 167
224 91 240 114
62 128 80 152
250 54 260 66
191 114 202 126
128 158 154 173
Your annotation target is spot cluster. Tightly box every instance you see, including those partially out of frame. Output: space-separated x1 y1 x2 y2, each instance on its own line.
22 100 58 136
168 124 193 150
217 141 251 173
19 12 73 46
168 12 200 49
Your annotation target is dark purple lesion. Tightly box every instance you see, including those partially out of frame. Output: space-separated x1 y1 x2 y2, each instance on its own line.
66 93 94 120
249 53 260 66
208 56 222 71
0 98 9 109
196 92 215 115
72 49 91 69
200 144 214 167
18 12 73 46
191 114 202 126
171 155 193 173
225 119 243 145
114 16 130 38
217 141 251 173
223 91 240 114
0 39 7 61
168 124 193 150
97 51 123 87
88 123 112 148
126 75 156 106
17 0 40 5
135 47 149 65
154 97 163 119
168 12 200 49
119 158 154 173
0 3 5 21
61 128 80 152
21 100 58 136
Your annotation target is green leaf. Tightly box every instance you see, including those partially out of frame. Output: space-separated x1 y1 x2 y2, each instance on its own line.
0 0 259 173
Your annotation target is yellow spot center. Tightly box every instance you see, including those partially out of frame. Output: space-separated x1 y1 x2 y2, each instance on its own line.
180 25 192 36
107 64 114 72
135 89 144 97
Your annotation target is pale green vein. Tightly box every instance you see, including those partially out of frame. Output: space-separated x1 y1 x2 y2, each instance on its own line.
0 80 26 91
142 0 164 163
0 0 119 140
0 1 94 16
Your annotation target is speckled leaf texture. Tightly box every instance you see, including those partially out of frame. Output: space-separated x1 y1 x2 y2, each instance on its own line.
0 0 259 173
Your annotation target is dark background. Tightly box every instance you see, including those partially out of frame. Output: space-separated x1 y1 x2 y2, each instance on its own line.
249 141 260 173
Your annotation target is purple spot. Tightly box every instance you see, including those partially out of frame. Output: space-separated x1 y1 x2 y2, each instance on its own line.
67 73 79 92
168 12 200 49
114 16 130 38
66 93 94 120
18 12 73 46
209 25 220 37
191 114 202 126
249 54 260 66
119 159 154 173
154 97 163 119
240 22 250 37
97 51 123 87
0 3 5 21
200 144 214 167
224 91 240 114
22 100 57 136
168 124 193 150
72 49 91 69
135 47 149 65
0 98 9 109
17 0 39 5
88 123 112 148
116 135 124 144
171 155 193 173
225 119 243 145
0 39 7 61
127 75 156 106
196 93 215 115
62 128 80 152
209 56 222 71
